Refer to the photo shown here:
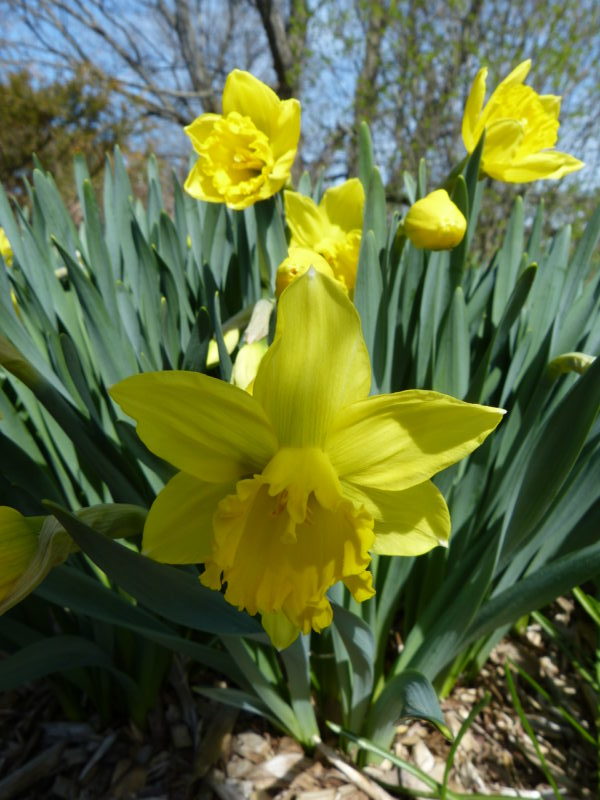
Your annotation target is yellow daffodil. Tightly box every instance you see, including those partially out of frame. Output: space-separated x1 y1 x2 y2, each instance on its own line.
284 178 365 290
275 246 336 297
184 70 301 210
0 228 13 266
404 190 467 250
462 59 584 182
111 271 504 648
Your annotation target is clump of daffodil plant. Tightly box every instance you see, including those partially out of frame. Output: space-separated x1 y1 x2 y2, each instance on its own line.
0 58 597 765
111 270 503 648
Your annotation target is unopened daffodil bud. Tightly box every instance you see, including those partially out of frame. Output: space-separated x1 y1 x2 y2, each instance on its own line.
0 504 146 615
404 190 467 250
276 247 336 297
548 352 595 379
231 339 269 393
206 328 241 368
0 228 12 266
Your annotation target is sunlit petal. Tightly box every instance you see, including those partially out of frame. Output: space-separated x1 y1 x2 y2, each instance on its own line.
322 178 365 231
327 390 504 491
143 472 231 563
285 191 333 247
110 371 278 483
462 66 487 152
253 270 371 446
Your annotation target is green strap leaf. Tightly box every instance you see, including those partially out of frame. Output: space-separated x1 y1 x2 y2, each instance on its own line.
44 502 261 636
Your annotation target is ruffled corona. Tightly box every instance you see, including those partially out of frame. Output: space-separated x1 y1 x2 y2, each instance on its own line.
184 70 301 210
202 447 375 633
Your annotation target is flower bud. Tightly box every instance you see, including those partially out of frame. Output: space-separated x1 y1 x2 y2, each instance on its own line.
276 247 336 297
231 339 269 393
404 190 467 250
0 228 13 267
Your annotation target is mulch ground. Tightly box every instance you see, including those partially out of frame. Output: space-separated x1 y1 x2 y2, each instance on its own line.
0 596 596 799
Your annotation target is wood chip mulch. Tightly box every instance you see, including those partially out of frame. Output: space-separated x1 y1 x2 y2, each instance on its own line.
0 596 596 799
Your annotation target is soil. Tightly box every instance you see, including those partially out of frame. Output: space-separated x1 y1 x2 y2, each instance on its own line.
0 596 596 800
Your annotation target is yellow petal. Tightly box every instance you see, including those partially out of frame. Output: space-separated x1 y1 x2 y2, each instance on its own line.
284 190 333 248
110 371 278 483
482 119 524 173
327 390 504 492
184 159 225 203
222 70 282 139
367 482 450 556
462 66 487 152
498 151 584 182
538 94 561 119
343 570 375 602
321 179 365 232
143 472 230 563
253 270 371 446
261 611 301 649
270 98 302 179
495 59 531 91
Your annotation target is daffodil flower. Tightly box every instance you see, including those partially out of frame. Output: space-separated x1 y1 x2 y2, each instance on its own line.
184 70 301 210
284 178 365 290
462 59 584 182
111 271 504 648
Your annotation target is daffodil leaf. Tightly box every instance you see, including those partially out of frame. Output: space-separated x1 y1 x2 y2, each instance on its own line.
0 634 138 695
561 203 600 316
433 286 469 398
367 669 452 749
37 566 243 684
45 502 261 636
357 121 374 188
503 354 600 555
466 537 600 650
80 178 119 322
491 196 524 326
330 604 375 733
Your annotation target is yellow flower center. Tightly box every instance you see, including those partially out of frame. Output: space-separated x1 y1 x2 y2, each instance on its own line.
480 85 559 164
198 112 275 207
201 447 375 634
